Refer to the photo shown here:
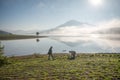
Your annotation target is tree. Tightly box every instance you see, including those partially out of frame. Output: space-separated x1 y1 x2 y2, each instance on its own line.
36 32 39 36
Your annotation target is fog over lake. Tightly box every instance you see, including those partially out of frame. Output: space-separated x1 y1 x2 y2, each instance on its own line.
1 34 120 56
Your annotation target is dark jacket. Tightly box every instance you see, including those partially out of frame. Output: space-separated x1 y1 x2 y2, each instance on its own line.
48 47 52 54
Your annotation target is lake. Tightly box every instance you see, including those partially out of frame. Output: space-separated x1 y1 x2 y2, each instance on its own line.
1 34 120 56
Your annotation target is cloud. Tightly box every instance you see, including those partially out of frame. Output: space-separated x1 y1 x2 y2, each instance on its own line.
96 19 120 34
45 25 97 36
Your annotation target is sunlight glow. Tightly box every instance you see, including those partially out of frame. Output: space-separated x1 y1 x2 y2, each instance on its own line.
89 0 103 6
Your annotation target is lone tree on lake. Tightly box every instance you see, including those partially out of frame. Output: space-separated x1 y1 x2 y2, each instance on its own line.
36 32 39 36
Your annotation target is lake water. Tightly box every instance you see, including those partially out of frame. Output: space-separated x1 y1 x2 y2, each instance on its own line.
1 34 120 56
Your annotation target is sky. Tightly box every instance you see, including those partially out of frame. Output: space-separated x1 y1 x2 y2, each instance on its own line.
0 0 120 32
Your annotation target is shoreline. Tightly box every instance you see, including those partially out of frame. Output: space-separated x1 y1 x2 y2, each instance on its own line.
7 53 120 58
0 34 47 40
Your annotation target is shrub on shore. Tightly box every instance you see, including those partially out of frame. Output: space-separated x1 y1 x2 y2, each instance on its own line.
0 54 9 67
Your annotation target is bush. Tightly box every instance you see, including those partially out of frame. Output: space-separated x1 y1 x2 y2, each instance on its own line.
0 54 9 67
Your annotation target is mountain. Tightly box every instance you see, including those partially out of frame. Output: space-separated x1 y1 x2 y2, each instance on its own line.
40 20 95 36
0 30 12 35
57 20 84 27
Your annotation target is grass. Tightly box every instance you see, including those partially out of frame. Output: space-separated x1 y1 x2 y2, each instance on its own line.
0 53 120 80
0 34 46 40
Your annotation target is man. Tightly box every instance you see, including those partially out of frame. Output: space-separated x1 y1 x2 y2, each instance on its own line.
69 51 76 60
48 46 54 60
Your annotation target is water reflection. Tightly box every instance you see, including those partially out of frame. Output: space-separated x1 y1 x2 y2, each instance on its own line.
1 34 120 56
36 38 40 42
49 34 120 53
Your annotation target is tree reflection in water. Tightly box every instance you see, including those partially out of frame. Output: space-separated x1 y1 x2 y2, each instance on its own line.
36 38 40 42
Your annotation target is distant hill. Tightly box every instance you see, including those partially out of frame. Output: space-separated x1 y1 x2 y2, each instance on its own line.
0 30 12 35
107 27 120 34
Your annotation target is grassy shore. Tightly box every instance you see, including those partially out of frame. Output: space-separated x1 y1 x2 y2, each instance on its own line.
0 34 46 40
0 53 120 80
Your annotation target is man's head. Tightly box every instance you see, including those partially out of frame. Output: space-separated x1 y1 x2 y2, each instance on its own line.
50 46 53 49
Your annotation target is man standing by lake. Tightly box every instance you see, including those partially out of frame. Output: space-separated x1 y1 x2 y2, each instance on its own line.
48 46 54 60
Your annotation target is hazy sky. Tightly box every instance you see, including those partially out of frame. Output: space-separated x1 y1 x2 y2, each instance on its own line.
0 0 120 31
